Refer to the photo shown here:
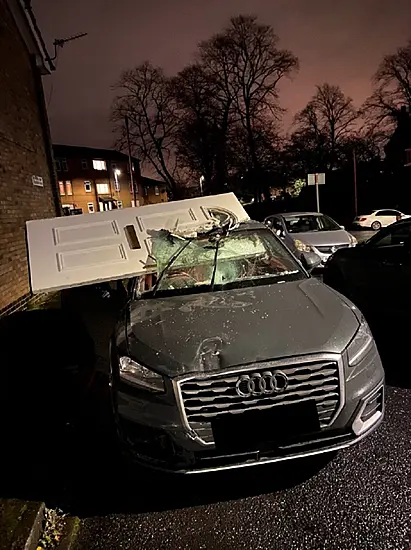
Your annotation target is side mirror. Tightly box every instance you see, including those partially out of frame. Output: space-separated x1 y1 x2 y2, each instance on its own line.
305 254 322 272
265 219 273 228
339 225 345 230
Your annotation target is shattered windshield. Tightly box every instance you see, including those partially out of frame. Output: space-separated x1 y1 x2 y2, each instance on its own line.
143 228 303 297
284 214 340 233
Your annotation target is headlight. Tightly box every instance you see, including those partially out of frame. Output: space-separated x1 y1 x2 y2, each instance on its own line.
347 317 374 367
294 239 312 252
119 356 165 392
349 234 357 246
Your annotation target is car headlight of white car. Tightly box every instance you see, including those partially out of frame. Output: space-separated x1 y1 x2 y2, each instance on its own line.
349 234 357 247
119 356 165 392
294 239 312 252
347 317 374 367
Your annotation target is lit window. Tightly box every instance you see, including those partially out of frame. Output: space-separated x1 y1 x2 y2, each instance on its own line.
65 181 72 195
144 187 148 196
59 181 65 195
87 202 95 213
154 186 160 196
55 160 61 172
84 181 91 192
96 183 110 194
406 149 411 166
117 200 123 209
81 159 88 170
93 160 107 171
61 159 68 171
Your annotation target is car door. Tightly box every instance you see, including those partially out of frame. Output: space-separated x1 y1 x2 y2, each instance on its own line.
353 222 411 317
376 209 398 227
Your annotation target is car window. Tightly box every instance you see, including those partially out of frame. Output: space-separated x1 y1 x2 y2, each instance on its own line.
370 223 411 248
270 217 283 232
283 214 340 233
144 228 305 297
376 210 398 217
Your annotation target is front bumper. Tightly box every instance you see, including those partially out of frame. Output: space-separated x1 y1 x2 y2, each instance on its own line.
113 349 385 474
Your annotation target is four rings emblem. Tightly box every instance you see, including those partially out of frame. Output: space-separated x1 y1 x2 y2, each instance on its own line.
235 371 289 398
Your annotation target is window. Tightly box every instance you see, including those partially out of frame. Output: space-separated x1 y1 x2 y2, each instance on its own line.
375 210 400 217
144 187 149 196
155 186 160 196
81 159 88 170
87 202 95 213
84 181 92 192
405 149 411 167
65 181 72 195
93 159 107 171
61 159 68 171
267 217 284 234
96 183 110 194
117 200 123 209
283 214 340 233
371 223 411 248
59 181 65 195
151 229 303 296
55 160 61 172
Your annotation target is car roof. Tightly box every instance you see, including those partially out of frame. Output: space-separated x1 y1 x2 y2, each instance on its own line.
274 212 325 217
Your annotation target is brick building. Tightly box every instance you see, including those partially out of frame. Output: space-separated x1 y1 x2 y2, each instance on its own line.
0 0 60 316
53 144 168 214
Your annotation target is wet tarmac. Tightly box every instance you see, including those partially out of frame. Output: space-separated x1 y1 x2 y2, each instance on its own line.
75 386 411 550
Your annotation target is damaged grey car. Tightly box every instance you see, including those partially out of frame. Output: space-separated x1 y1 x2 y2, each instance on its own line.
110 219 385 474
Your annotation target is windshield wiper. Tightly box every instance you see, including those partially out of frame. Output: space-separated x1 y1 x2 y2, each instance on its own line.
152 236 194 298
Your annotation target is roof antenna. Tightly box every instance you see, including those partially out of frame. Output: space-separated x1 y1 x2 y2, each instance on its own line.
50 32 88 61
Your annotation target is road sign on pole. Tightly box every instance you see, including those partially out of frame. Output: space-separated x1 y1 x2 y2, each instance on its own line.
307 173 325 213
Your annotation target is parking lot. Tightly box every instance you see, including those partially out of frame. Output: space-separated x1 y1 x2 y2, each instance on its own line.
71 228 411 550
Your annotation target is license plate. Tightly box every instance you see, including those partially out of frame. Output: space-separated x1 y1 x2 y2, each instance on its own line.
211 401 320 453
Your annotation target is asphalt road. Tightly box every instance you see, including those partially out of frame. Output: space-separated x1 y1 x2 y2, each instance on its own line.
75 385 411 550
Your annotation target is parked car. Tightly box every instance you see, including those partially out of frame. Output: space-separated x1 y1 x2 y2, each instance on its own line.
26 194 385 475
324 217 411 320
353 209 410 231
264 212 357 268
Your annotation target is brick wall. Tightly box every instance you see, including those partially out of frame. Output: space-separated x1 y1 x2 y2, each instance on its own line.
0 0 59 313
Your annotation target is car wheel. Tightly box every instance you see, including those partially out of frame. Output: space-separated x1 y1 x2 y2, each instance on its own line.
371 221 381 231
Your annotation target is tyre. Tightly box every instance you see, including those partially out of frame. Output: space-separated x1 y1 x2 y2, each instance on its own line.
371 220 381 231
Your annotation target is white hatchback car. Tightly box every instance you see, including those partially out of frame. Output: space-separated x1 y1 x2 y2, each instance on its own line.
353 209 410 231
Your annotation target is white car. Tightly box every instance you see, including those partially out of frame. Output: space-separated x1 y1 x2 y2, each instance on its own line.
353 209 410 231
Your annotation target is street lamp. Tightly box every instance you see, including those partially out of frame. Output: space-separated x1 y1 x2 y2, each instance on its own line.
199 175 205 196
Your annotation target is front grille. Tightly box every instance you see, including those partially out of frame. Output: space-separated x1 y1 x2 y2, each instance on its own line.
315 244 349 254
178 358 342 445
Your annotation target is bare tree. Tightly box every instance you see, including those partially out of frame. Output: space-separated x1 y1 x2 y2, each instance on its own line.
199 15 299 196
172 64 224 193
363 39 411 132
293 83 358 170
111 62 182 198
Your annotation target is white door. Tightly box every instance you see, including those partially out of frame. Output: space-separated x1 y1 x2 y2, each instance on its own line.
26 193 249 293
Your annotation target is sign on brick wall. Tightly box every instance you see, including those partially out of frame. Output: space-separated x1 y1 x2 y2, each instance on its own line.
32 175 44 187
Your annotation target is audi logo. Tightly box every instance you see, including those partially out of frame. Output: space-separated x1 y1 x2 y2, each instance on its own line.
235 371 289 397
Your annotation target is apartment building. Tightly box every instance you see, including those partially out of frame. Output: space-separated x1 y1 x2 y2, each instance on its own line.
53 145 167 214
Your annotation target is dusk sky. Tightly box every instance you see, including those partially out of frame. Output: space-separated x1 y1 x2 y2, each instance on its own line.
34 0 411 159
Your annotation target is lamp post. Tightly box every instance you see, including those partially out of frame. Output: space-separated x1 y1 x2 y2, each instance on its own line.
199 175 205 196
353 149 358 218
